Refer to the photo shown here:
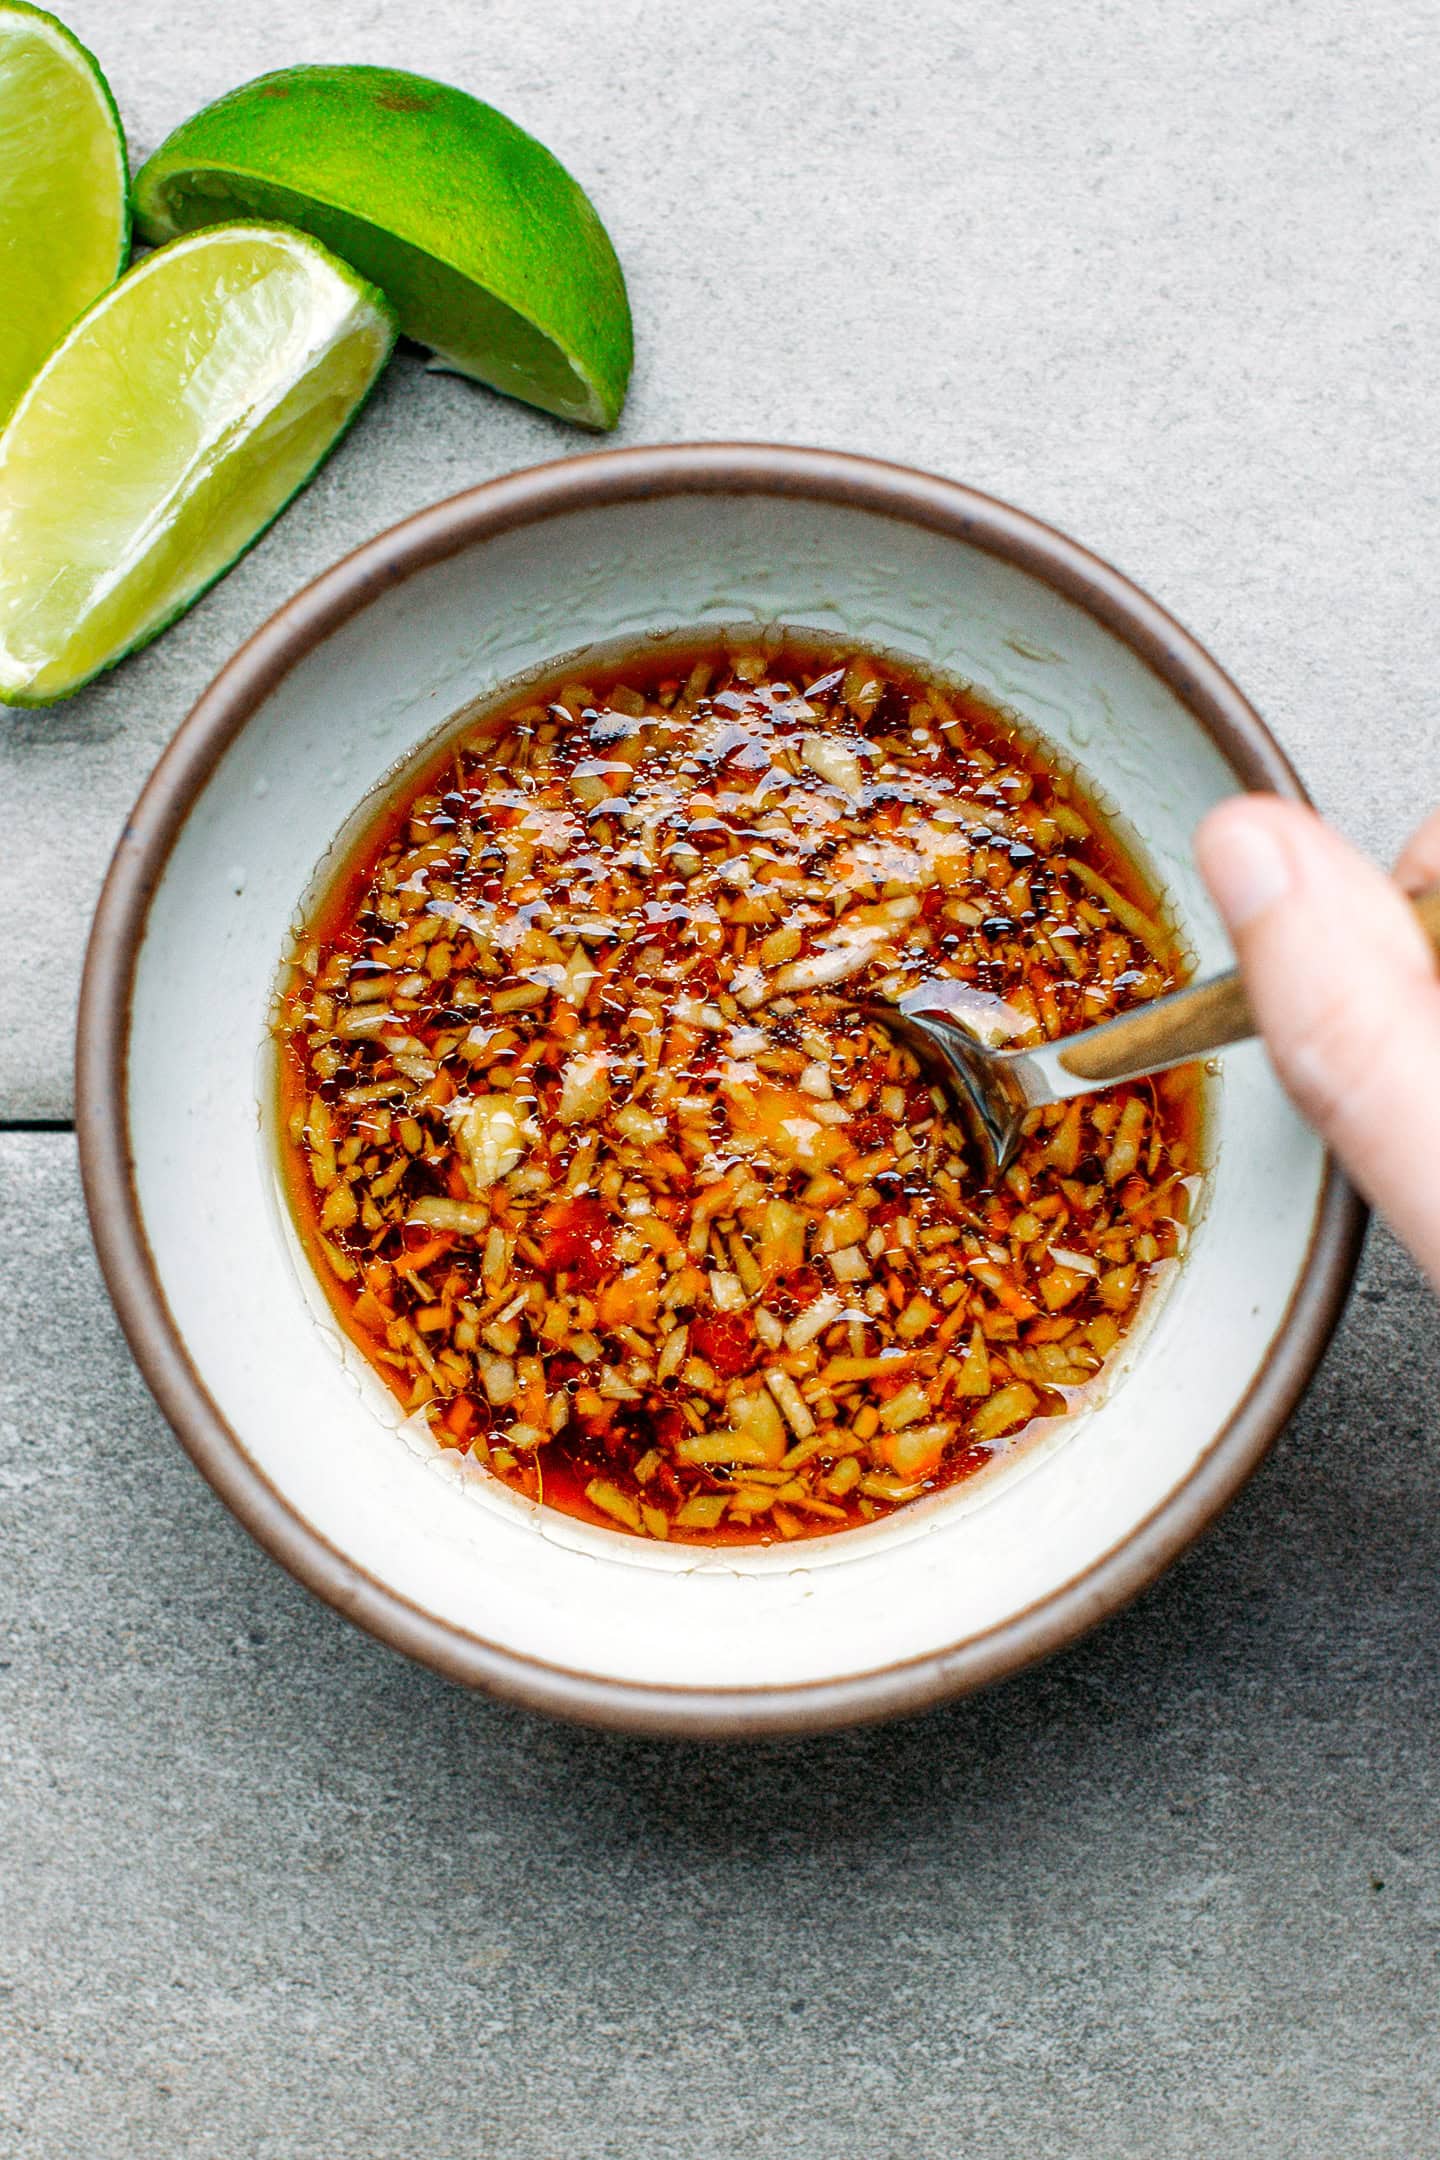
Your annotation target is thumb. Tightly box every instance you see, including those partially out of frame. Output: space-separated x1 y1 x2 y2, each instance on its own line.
1194 794 1440 1288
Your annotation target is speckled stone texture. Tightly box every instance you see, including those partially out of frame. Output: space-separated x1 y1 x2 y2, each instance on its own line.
4 1138 1440 2157
5 0 1440 1115
4 0 1440 2152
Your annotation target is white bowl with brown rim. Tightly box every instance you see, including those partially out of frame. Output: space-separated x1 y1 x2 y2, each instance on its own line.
76 444 1363 1736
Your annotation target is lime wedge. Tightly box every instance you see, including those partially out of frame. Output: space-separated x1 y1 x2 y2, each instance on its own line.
0 1 129 421
0 223 395 705
132 64 632 431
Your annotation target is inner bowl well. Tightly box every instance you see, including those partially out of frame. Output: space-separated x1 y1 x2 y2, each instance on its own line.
77 445 1363 1736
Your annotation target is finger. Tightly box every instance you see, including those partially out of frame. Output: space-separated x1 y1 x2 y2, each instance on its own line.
1194 794 1440 1288
1393 804 1440 894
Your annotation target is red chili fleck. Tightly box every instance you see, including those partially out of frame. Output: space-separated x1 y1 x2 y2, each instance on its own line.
539 1195 614 1289
690 1311 755 1378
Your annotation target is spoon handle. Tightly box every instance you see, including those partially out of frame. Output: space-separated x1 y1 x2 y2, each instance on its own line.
1056 969 1252 1086
1054 881 1440 1091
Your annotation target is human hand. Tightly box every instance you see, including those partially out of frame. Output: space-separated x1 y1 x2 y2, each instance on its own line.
1194 796 1440 1292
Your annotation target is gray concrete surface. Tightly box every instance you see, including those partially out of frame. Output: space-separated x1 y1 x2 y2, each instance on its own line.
5 1 1440 2152
6 1139 1440 2157
5 0 1440 1113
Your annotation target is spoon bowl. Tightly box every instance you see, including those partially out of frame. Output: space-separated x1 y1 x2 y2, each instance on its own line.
872 878 1440 1173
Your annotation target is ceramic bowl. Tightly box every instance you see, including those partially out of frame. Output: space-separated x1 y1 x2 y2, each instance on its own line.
76 444 1362 1736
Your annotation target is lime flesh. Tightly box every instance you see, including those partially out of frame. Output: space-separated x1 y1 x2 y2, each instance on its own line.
0 223 395 705
0 1 129 421
133 65 632 430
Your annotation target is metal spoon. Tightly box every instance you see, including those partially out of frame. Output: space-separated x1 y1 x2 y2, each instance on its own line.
861 882 1440 1175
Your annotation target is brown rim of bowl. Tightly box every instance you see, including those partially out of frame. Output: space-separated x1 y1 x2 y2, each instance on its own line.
75 442 1366 1740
